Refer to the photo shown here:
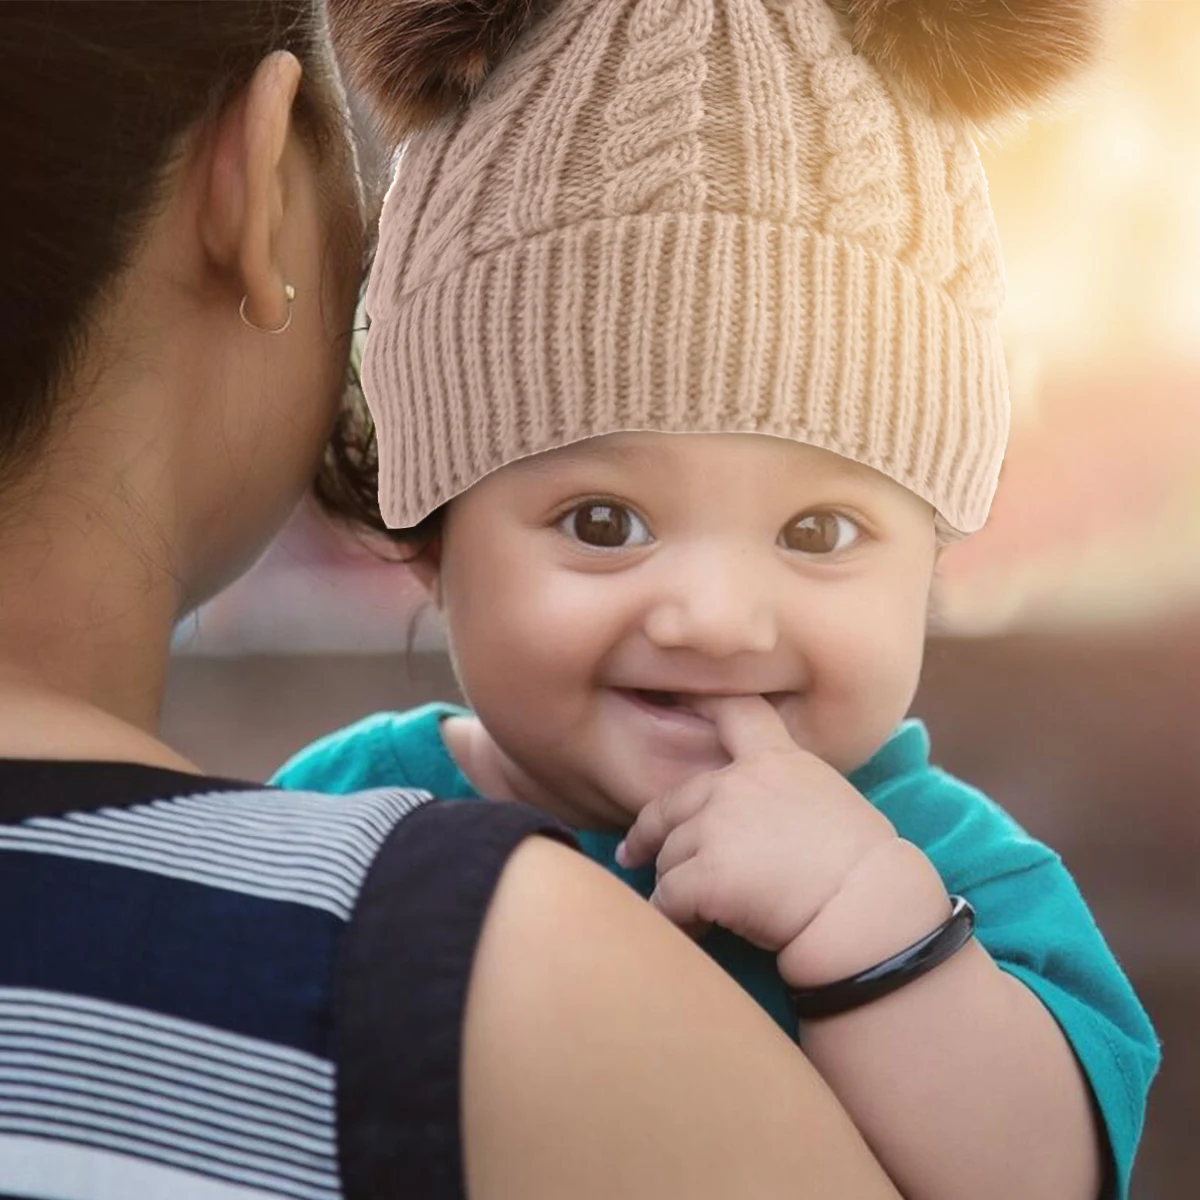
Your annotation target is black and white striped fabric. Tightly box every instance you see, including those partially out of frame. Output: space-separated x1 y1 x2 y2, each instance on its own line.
0 759 568 1200
0 990 341 1200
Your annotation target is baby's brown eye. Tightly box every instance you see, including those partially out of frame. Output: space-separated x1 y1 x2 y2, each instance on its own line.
779 512 859 554
561 502 651 548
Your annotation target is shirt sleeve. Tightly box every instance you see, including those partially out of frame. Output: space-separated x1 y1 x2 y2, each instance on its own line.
334 797 577 1199
272 714 411 794
874 766 1161 1200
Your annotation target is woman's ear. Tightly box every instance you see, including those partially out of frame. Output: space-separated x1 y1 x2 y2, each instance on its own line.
199 51 302 329
406 537 444 607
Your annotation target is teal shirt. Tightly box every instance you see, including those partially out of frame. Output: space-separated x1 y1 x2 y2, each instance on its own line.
274 703 1159 1197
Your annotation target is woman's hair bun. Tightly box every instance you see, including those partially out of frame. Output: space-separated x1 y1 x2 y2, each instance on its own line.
328 0 553 144
834 0 1112 124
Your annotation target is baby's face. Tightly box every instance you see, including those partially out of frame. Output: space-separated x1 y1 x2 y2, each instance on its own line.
435 431 938 829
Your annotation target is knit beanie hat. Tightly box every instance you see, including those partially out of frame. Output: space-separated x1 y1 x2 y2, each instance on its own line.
333 0 1107 536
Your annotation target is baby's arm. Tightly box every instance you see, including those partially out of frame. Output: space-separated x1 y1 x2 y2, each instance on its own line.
785 841 1104 1200
620 699 1158 1200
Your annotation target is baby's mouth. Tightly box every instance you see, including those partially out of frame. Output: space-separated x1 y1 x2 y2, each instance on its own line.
621 688 710 721
622 688 789 719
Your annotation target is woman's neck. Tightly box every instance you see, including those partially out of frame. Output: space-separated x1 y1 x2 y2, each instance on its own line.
0 670 196 771
0 465 187 766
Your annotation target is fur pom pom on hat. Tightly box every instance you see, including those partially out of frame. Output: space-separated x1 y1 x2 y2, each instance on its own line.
334 0 1109 140
833 0 1112 124
327 0 558 142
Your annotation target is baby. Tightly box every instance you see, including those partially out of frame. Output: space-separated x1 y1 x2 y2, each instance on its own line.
279 0 1158 1194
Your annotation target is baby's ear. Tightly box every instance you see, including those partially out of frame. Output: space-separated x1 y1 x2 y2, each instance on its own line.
405 537 443 606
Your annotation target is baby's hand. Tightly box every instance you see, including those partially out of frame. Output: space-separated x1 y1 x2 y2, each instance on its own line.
617 696 943 986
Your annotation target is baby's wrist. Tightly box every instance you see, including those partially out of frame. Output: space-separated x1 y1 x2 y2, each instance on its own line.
777 839 949 991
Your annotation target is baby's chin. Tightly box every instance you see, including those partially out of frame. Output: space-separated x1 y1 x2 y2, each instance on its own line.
596 754 733 828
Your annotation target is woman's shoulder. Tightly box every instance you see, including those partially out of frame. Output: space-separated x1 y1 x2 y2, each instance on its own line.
0 757 570 1200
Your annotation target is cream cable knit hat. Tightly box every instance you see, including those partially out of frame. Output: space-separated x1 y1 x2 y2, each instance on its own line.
335 0 1107 535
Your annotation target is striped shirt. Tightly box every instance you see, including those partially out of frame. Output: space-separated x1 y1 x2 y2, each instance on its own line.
0 759 567 1199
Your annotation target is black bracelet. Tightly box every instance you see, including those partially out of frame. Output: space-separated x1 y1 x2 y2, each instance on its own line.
788 895 976 1020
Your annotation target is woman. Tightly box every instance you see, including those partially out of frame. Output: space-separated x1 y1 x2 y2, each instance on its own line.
0 5 900 1198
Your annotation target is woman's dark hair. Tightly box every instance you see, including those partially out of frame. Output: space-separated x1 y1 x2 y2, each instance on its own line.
0 0 345 492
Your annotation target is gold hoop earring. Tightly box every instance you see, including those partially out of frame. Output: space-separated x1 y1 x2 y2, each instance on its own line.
239 283 296 335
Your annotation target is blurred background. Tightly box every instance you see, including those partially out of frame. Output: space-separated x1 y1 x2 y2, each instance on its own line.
164 3 1199 1195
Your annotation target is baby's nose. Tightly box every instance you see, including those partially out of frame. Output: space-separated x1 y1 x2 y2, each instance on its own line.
642 554 778 658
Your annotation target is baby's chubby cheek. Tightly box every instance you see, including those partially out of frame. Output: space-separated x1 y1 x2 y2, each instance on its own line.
806 624 928 774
